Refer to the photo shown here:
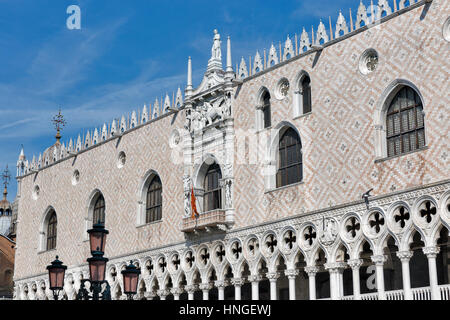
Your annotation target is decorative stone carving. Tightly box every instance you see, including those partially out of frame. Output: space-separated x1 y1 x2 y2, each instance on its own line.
423 246 440 258
268 44 278 67
284 269 299 279
316 20 329 45
320 218 338 246
253 51 263 74
304 266 320 276
396 251 413 262
299 28 311 53
356 1 369 28
371 254 387 266
189 96 227 132
335 11 349 38
238 57 248 79
284 36 295 60
347 259 363 270
225 179 233 209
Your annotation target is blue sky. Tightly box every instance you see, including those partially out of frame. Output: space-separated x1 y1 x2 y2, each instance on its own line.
0 0 362 200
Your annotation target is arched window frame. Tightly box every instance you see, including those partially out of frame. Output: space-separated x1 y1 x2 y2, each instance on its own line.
85 190 106 240
265 122 304 191
137 170 163 226
145 175 162 224
203 163 223 212
256 88 271 131
374 80 426 159
276 127 303 188
93 194 106 226
293 71 312 118
38 206 57 252
192 155 225 215
46 211 57 251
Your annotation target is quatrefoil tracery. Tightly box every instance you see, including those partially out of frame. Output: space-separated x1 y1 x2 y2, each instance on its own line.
284 230 297 250
215 245 226 263
345 217 361 239
394 206 410 229
369 212 385 234
303 226 317 246
231 241 242 260
419 201 437 224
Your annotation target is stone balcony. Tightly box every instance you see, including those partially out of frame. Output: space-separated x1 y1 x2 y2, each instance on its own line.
181 210 227 233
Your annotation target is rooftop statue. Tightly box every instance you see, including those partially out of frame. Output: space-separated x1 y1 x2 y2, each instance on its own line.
211 29 222 61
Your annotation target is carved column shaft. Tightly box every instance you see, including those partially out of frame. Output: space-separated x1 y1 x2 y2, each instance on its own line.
396 251 413 300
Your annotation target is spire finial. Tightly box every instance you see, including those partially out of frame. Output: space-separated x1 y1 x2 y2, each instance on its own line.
2 166 10 200
52 108 66 143
226 36 233 74
186 56 193 95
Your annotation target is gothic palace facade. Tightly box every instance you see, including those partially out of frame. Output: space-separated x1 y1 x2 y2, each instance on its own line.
12 0 450 300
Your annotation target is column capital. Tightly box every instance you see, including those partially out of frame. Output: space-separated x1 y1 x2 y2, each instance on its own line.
231 278 244 286
157 289 170 298
171 287 183 296
284 269 299 279
347 259 363 270
266 272 281 281
144 291 157 300
248 274 263 283
371 254 387 266
304 266 320 276
199 282 213 292
214 280 227 289
396 250 413 262
185 284 198 294
423 246 440 258
324 262 347 273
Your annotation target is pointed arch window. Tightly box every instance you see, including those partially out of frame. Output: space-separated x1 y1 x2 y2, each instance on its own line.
46 211 57 251
146 175 162 223
204 163 222 212
93 194 106 226
386 86 425 157
262 91 271 129
301 75 312 114
276 128 303 188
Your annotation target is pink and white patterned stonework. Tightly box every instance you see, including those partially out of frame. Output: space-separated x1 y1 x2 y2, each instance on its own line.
12 0 450 301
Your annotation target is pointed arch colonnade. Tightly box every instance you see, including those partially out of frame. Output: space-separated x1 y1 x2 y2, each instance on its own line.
14 183 450 301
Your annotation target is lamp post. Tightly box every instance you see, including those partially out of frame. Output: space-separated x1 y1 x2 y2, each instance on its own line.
47 222 112 300
76 222 111 300
46 256 67 300
121 261 141 300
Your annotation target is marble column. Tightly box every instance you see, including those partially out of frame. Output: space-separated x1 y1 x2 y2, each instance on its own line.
185 284 197 301
324 264 337 300
171 287 183 300
157 289 169 301
423 246 441 300
371 255 387 300
231 278 243 300
249 275 262 300
347 259 363 300
396 251 413 300
199 283 212 301
285 269 299 300
267 272 280 300
215 280 226 301
305 266 319 300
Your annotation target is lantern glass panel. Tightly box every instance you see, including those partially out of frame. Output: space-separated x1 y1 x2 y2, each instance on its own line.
123 273 139 294
89 259 106 283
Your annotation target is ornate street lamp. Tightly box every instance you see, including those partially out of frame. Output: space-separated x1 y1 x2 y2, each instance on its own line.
76 222 111 300
46 256 67 300
87 222 109 255
121 261 141 300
